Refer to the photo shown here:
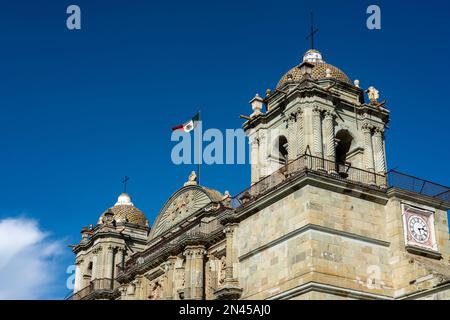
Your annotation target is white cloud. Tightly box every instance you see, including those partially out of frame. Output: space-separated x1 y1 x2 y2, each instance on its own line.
0 217 64 299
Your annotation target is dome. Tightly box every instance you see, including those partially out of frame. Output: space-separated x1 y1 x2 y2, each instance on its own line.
115 193 133 206
277 49 351 88
98 193 147 226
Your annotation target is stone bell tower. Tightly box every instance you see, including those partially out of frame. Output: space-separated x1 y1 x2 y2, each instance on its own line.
246 49 389 186
70 193 149 300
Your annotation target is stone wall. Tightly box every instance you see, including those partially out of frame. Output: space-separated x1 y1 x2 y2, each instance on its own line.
235 184 450 300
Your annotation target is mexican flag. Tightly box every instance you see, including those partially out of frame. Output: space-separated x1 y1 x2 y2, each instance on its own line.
172 112 200 132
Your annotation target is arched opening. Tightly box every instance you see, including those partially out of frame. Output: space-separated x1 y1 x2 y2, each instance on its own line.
86 261 93 280
335 130 353 176
275 135 288 165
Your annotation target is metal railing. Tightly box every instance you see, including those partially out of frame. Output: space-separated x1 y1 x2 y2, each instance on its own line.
388 169 450 203
227 154 387 209
66 278 118 300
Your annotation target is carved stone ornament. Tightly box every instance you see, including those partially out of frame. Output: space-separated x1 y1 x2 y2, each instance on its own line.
184 171 198 186
367 86 380 103
218 256 226 285
148 280 163 300
150 187 213 238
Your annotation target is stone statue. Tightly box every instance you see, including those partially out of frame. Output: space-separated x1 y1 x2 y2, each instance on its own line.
367 86 379 104
221 190 231 207
184 171 198 186
218 256 226 285
148 281 163 300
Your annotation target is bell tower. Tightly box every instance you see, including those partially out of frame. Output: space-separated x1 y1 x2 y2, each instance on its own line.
245 49 389 186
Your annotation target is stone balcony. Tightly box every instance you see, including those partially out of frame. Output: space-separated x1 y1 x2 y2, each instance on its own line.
66 278 119 300
226 154 449 210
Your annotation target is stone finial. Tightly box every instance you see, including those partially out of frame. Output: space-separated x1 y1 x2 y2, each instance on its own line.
325 68 332 78
366 86 380 104
184 171 198 186
221 190 232 207
265 89 271 97
81 226 90 242
249 94 264 118
354 79 360 88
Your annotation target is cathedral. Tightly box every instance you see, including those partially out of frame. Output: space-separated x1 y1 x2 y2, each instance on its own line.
69 48 450 300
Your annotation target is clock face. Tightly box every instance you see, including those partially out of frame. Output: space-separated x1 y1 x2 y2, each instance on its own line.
408 215 430 244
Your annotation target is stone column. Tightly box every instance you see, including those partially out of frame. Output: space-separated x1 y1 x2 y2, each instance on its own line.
184 245 206 300
323 111 336 173
373 127 387 187
362 123 375 184
296 109 305 157
183 248 192 299
287 112 297 161
105 246 114 282
91 247 101 280
192 246 206 300
362 124 375 171
373 128 386 174
97 247 104 281
249 134 259 185
115 247 125 276
224 224 238 281
164 256 177 300
258 132 268 178
74 258 83 292
312 107 324 169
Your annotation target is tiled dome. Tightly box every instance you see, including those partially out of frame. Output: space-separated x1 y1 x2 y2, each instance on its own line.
99 193 147 226
277 49 351 88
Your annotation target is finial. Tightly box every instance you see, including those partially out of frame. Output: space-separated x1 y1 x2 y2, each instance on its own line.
266 89 271 96
81 226 90 242
366 86 380 104
354 79 360 88
115 193 134 206
184 171 198 186
250 93 264 118
222 191 232 207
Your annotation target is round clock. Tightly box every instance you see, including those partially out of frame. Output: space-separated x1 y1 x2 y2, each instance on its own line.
408 215 430 243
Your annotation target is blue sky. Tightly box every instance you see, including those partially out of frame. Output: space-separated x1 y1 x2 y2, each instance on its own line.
0 0 449 299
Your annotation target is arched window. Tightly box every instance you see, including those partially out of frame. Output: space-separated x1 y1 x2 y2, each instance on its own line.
335 130 353 176
86 261 93 280
276 135 288 165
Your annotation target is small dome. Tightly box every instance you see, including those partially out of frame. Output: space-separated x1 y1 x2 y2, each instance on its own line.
115 193 133 206
277 49 351 88
98 193 147 226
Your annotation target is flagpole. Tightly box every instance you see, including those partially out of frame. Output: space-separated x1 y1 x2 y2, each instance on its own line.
197 109 201 185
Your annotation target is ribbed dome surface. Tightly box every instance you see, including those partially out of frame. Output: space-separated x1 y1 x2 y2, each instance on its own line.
101 205 147 225
277 49 351 88
99 193 147 226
